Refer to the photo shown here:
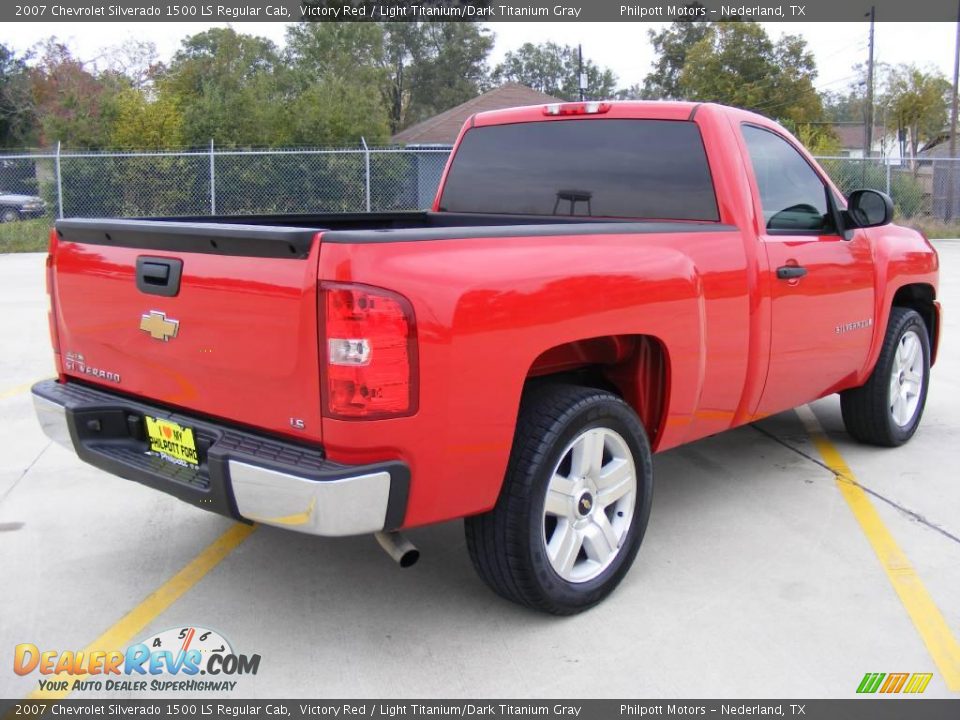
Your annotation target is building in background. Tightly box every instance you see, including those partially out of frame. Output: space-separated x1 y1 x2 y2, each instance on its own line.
391 83 564 147
829 122 902 160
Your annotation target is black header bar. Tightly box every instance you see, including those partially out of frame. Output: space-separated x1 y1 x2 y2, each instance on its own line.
4 0 960 23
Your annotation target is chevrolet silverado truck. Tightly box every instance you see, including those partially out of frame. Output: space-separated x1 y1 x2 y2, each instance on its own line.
32 101 941 614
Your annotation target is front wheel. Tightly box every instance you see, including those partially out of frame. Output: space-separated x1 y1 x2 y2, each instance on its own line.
465 384 653 614
1 208 19 223
841 307 931 447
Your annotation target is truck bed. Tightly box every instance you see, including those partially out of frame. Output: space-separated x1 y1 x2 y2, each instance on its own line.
57 211 729 257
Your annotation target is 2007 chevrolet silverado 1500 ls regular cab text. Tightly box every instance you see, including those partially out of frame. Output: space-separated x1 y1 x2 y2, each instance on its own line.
32 101 941 613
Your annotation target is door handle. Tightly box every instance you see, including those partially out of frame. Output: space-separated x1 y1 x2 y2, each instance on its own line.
776 265 808 280
136 256 183 297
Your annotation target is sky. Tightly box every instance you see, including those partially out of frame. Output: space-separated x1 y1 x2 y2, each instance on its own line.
3 21 958 95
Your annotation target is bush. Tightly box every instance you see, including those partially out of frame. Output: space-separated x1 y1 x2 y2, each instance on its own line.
58 155 210 217
817 159 927 218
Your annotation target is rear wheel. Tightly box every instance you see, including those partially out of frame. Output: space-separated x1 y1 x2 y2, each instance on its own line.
1 208 19 223
840 307 931 447
465 384 653 614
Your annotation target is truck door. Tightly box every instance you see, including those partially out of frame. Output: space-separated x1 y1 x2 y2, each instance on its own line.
740 124 876 417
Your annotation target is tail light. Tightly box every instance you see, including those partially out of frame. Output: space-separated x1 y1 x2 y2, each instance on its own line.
46 229 64 376
321 283 417 419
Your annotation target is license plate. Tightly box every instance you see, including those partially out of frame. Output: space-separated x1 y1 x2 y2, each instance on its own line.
145 416 199 467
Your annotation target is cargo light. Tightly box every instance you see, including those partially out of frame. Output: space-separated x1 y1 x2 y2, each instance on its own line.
543 102 612 116
322 283 417 419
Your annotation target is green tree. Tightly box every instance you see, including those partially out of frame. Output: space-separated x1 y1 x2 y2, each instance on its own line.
795 123 841 155
400 23 493 126
492 42 616 102
283 23 390 144
110 84 184 149
676 23 824 126
279 78 390 146
0 43 35 147
822 85 868 124
882 64 950 161
642 19 712 99
383 23 493 133
287 21 493 136
285 22 384 83
614 84 643 101
164 28 284 147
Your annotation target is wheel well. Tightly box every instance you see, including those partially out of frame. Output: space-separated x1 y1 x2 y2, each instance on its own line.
525 335 668 446
892 283 938 362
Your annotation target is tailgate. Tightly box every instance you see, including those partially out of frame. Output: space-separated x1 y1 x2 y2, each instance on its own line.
52 219 323 443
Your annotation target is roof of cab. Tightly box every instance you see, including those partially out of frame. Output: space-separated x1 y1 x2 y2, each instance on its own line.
471 100 704 128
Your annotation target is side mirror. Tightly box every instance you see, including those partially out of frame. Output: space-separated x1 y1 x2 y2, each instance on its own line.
846 189 894 229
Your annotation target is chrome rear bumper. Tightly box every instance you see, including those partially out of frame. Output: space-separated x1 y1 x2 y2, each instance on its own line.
33 393 73 450
229 461 392 536
31 379 409 537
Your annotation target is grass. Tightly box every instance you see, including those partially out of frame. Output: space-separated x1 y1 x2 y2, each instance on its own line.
901 217 960 240
0 218 52 253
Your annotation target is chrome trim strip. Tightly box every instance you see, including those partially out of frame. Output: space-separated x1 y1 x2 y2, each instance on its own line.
229 461 390 537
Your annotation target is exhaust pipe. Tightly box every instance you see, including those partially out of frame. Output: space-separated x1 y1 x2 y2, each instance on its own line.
375 531 420 568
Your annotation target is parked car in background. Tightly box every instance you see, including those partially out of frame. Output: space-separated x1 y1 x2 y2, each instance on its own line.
0 191 47 222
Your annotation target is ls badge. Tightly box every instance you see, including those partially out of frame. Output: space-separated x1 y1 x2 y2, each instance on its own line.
140 310 180 341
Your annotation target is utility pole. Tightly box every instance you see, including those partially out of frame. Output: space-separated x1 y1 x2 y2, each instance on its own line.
946 0 960 220
864 5 876 160
578 44 585 101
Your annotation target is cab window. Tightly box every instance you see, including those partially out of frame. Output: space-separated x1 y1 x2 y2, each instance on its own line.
742 125 835 234
439 119 719 221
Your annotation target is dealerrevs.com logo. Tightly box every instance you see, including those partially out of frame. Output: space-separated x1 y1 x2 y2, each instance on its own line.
14 626 260 693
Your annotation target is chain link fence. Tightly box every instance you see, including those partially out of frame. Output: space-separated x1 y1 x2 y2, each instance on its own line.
2 146 959 224
0 145 451 220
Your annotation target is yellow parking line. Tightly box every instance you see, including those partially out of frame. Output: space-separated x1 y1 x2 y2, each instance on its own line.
25 522 256 700
0 381 34 400
796 405 960 692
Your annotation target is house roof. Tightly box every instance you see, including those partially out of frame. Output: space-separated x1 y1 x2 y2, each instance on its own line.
830 122 889 150
391 83 564 145
919 141 956 158
918 131 958 157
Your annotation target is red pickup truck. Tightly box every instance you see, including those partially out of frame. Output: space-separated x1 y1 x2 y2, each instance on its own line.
33 101 940 614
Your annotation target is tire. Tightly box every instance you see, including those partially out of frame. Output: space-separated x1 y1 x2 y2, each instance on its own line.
465 383 653 614
840 307 931 447
1 208 19 223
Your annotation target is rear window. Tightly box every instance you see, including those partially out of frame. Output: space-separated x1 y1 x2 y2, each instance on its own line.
438 118 719 221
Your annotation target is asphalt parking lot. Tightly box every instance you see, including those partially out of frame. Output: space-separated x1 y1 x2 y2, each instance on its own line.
1 243 958 700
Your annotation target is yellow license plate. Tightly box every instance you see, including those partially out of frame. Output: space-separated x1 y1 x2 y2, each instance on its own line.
145 416 199 466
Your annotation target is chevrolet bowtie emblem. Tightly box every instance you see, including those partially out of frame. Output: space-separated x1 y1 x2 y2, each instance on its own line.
139 311 179 341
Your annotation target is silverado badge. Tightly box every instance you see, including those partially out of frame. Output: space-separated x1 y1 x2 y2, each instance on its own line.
140 310 179 341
